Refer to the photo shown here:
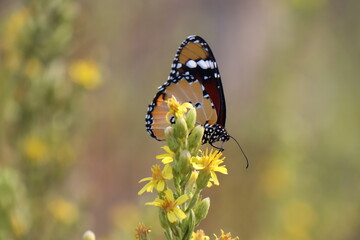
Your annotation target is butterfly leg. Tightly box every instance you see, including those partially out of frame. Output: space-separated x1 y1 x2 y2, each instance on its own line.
210 142 224 152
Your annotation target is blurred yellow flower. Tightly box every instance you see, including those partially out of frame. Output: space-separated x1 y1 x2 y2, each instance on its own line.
262 165 292 200
135 223 151 239
3 8 29 48
3 7 30 69
9 210 28 238
108 202 141 232
48 197 79 225
22 136 48 163
214 229 239 240
191 229 209 240
281 200 317 238
110 203 140 231
69 60 102 90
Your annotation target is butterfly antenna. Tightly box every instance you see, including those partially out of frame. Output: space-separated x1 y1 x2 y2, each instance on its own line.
229 135 249 169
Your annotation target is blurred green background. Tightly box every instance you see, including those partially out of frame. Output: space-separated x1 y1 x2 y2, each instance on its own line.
1 0 359 239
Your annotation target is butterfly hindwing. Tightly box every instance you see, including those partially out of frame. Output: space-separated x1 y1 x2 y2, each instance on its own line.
145 75 218 141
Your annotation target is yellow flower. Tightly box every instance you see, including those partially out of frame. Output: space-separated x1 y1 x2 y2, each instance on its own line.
22 135 48 163
69 59 102 90
165 96 193 123
48 197 79 225
156 146 175 164
146 189 188 223
191 229 210 240
214 229 239 240
192 149 228 186
138 164 173 195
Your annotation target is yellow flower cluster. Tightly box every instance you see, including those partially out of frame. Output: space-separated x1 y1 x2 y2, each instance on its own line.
138 96 234 240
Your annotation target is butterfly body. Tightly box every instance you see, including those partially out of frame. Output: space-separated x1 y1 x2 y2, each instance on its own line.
145 35 230 147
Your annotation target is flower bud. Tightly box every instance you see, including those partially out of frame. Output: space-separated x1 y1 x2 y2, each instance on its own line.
165 126 179 152
188 125 204 155
196 169 211 190
185 108 196 130
182 209 196 240
173 117 188 141
83 231 96 240
187 171 198 192
178 150 191 175
194 197 210 226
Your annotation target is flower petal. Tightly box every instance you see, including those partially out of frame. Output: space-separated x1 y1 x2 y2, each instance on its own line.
145 198 162 207
173 207 187 220
210 172 220 185
138 181 154 195
175 194 189 205
214 166 228 174
162 146 172 154
164 189 175 202
163 164 173 179
156 153 171 159
162 156 174 164
167 211 178 223
139 177 152 183
156 180 165 192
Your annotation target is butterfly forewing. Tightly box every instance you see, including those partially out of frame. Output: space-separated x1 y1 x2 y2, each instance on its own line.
169 35 226 127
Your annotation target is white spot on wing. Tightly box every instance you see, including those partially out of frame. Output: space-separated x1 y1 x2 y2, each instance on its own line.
186 60 197 68
197 60 208 69
209 60 214 69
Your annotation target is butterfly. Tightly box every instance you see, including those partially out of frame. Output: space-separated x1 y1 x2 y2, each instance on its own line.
145 35 234 147
146 35 249 167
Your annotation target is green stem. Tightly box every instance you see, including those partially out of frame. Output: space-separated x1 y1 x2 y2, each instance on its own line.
164 228 172 240
185 188 200 213
174 174 182 195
